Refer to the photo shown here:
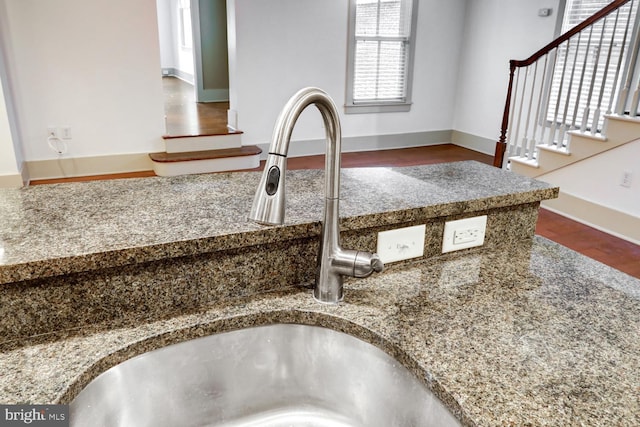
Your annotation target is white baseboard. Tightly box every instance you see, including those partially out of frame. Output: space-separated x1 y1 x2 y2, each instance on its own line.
0 161 29 188
256 130 453 160
542 191 640 245
162 68 194 85
0 173 23 188
26 153 154 181
21 130 494 182
451 130 496 155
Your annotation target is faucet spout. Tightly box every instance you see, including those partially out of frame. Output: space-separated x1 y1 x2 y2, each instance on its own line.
249 87 383 303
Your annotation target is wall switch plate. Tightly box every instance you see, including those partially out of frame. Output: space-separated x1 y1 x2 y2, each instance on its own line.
377 224 426 264
442 215 487 253
61 126 72 140
538 8 553 17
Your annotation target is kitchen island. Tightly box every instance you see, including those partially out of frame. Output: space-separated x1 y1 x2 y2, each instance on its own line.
0 161 638 426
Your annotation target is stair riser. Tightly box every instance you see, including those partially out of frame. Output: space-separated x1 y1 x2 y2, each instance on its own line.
536 150 572 175
509 161 539 178
604 117 640 144
151 154 260 177
165 133 242 153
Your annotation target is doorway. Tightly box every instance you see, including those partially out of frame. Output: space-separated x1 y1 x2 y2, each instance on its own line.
156 0 230 137
162 76 229 136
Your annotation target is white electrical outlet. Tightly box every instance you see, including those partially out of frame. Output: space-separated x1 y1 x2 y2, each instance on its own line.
377 224 426 264
442 215 487 253
61 126 72 140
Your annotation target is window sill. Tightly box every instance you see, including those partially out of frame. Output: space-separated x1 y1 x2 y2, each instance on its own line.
344 102 412 114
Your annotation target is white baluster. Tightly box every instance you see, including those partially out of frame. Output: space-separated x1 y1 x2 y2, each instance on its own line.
550 41 572 146
573 26 594 130
593 10 620 133
582 20 607 134
522 63 538 159
607 1 634 116
615 0 640 115
514 68 527 157
506 69 521 158
529 55 549 160
560 34 582 147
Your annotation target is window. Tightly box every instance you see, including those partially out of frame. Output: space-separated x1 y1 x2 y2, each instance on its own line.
179 0 193 49
345 0 419 113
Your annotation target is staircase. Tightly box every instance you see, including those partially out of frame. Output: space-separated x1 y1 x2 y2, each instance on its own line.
509 114 640 177
151 78 262 177
149 126 261 177
493 0 640 244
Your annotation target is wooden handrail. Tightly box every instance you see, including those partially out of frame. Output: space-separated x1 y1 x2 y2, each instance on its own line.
493 0 634 168
513 0 632 68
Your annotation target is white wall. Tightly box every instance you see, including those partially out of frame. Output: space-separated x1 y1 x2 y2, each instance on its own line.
230 0 467 148
453 0 561 143
0 0 21 178
3 0 165 162
0 79 19 176
157 0 176 70
540 139 640 216
0 0 582 172
157 0 195 80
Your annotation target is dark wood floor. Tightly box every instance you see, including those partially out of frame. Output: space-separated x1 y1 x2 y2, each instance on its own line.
30 144 639 279
162 76 230 137
536 208 640 278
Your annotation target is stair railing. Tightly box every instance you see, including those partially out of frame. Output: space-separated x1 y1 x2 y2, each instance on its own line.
494 0 640 168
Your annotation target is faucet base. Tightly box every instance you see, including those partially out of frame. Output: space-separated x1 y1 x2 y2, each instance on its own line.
313 280 344 304
313 290 344 304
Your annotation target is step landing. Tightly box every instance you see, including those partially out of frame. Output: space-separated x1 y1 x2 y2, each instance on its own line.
149 146 262 177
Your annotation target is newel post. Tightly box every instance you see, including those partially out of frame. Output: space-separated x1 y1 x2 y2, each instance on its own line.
494 61 517 168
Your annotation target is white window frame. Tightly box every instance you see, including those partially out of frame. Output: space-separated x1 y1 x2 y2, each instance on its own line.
345 0 419 114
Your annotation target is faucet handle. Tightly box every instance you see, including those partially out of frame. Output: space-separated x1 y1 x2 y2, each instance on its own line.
370 254 384 273
353 251 384 278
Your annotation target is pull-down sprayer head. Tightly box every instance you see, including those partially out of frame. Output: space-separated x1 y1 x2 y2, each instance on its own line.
249 87 341 225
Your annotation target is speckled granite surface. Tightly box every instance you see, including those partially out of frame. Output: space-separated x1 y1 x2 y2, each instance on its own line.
1 237 638 426
7 160 635 426
0 161 557 284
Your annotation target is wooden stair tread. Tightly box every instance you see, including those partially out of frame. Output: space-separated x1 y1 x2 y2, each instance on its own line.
149 146 262 163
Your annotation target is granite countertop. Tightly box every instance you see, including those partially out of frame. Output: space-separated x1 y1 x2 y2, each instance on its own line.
1 237 639 426
1 161 638 426
0 161 556 284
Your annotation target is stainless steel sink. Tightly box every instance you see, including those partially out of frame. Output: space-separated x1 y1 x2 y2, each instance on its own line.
71 324 461 427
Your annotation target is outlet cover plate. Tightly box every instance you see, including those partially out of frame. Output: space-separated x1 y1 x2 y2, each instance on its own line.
377 224 426 264
442 215 487 253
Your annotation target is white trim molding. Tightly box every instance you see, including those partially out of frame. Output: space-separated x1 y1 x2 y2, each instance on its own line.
26 153 154 181
255 130 453 160
0 173 23 188
542 190 640 245
451 130 496 156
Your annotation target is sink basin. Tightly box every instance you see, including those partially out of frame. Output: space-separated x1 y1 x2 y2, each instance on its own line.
71 324 460 427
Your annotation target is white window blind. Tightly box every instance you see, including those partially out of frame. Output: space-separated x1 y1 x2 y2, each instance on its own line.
346 0 417 112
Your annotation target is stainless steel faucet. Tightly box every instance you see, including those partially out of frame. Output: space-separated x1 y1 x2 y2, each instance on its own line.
249 87 384 303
